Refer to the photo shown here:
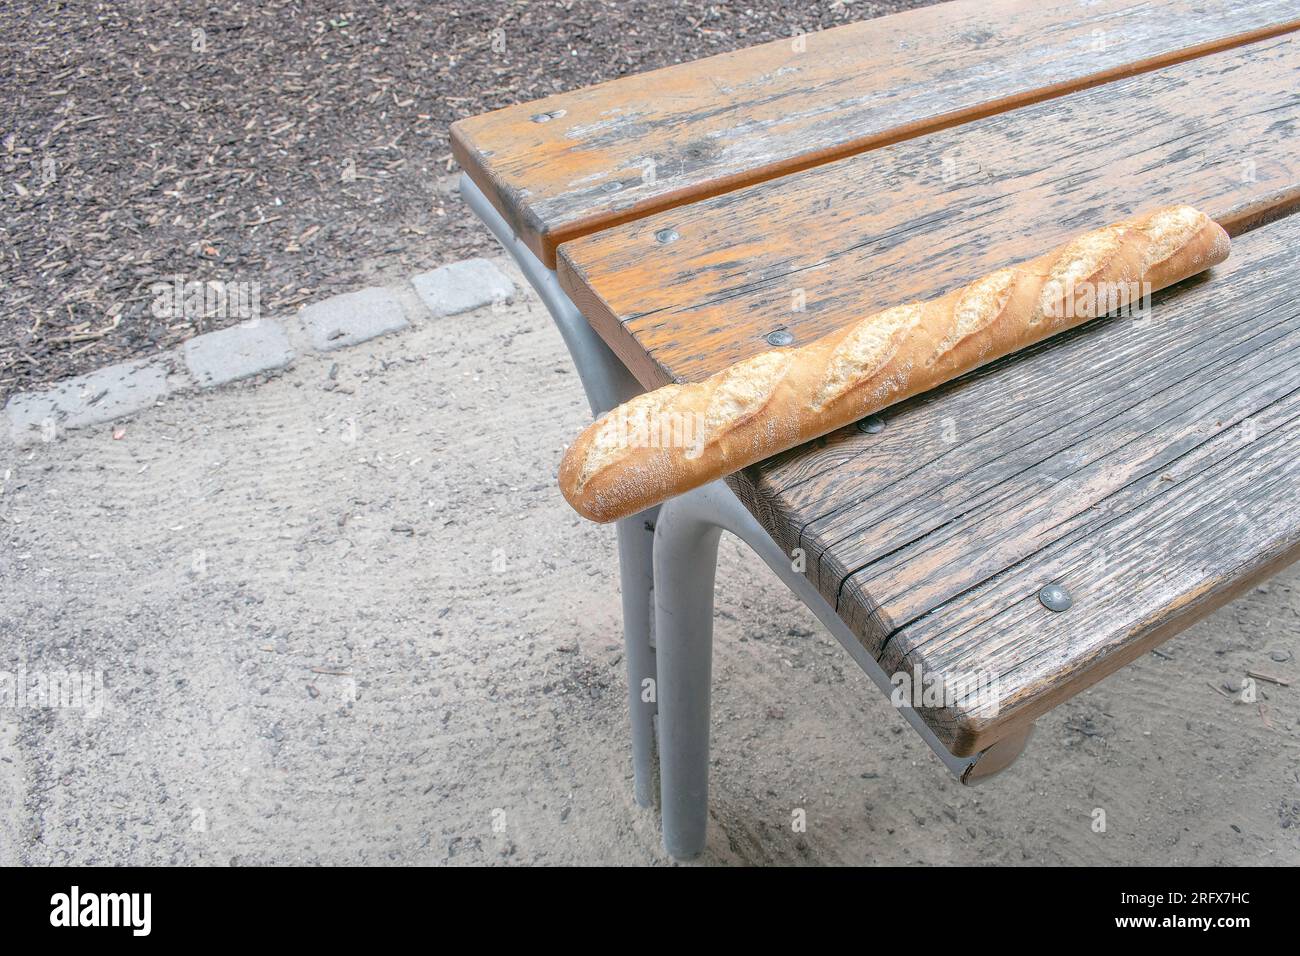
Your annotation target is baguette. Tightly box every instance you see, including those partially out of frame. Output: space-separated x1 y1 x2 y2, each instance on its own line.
559 205 1231 523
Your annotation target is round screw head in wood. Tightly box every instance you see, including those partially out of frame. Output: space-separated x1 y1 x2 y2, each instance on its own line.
655 228 680 244
857 415 885 434
766 329 794 346
1039 583 1073 612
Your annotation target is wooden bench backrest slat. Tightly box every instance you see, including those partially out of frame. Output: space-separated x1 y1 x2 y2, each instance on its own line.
453 0 1300 266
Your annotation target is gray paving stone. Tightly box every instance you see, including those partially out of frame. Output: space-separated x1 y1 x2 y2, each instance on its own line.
411 258 514 317
183 321 295 387
299 286 410 352
5 360 168 444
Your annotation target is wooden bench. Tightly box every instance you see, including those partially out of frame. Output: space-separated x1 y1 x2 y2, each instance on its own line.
453 0 1300 858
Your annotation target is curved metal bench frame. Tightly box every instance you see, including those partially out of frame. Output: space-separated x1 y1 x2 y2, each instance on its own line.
462 175 1032 860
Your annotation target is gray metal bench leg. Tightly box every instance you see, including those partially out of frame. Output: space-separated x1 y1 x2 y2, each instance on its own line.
616 508 660 807
653 494 723 859
648 481 1033 858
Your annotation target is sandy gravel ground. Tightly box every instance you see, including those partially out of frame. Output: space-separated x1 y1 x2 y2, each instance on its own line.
1 263 1298 865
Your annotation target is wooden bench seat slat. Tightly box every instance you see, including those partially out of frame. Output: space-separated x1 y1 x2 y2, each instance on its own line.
556 34 1300 389
838 299 1300 630
822 213 1300 753
769 285 1291 554
453 0 1300 266
891 391 1300 753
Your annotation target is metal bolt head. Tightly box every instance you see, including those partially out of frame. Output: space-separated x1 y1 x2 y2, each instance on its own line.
654 228 679 244
766 329 794 347
1039 583 1073 612
857 415 885 435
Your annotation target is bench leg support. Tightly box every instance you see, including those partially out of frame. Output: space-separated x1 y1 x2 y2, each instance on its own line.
617 509 660 807
653 495 723 860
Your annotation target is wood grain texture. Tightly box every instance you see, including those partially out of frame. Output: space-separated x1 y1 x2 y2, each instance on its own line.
557 34 1300 389
754 211 1300 755
454 0 1300 266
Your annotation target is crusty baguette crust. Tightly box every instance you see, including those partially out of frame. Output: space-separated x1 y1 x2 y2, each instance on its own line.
560 205 1231 523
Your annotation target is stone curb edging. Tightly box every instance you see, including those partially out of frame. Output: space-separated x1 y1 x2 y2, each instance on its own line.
2 257 516 448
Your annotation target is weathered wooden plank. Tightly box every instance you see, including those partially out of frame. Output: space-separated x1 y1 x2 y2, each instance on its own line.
836 296 1300 631
791 210 1300 754
557 33 1300 388
455 0 1300 266
893 401 1300 754
735 269 1295 588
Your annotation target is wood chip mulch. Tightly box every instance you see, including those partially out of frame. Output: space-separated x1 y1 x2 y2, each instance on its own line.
0 0 933 404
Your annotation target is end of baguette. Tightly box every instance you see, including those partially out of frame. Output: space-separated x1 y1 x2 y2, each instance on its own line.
1137 205 1231 285
558 425 614 523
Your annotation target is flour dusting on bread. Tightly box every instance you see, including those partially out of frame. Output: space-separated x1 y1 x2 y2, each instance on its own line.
577 385 685 491
1034 227 1123 323
1140 205 1207 271
817 303 922 407
930 268 1016 363
702 351 791 444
